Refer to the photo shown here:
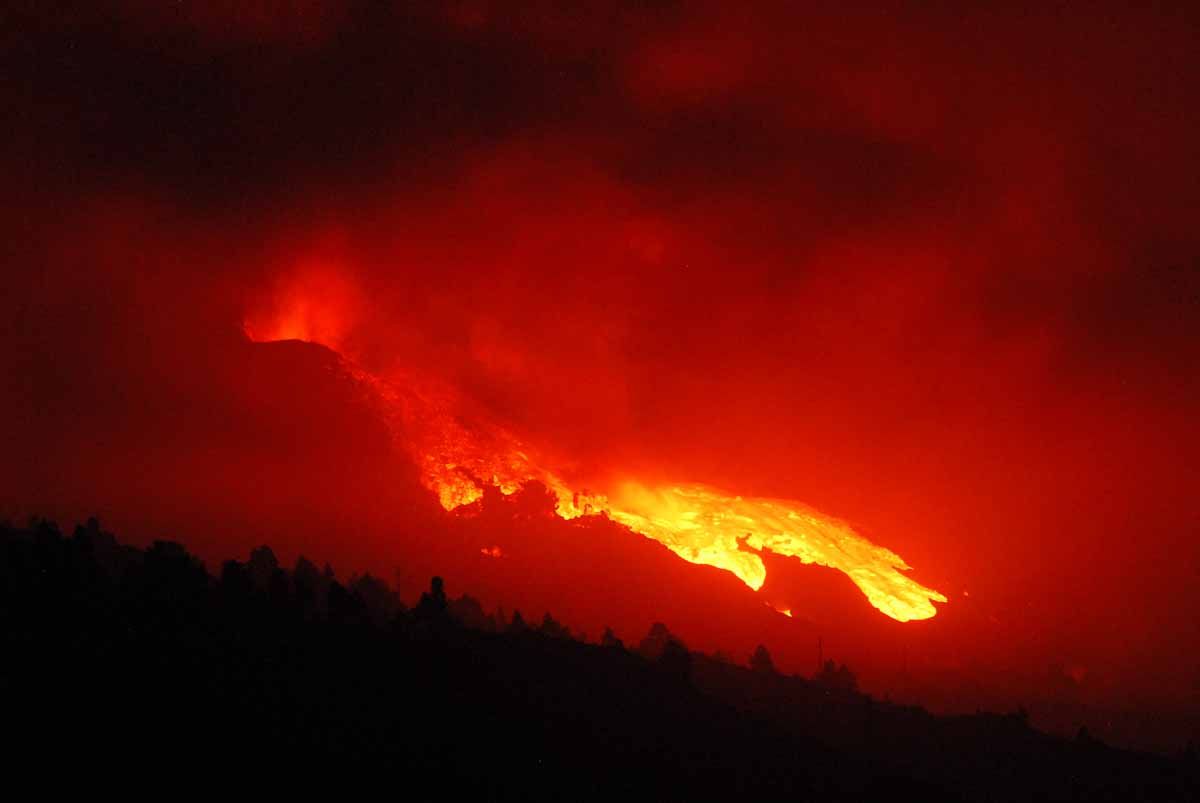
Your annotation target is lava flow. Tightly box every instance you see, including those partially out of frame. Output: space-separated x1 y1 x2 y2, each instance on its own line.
398 369 945 621
245 290 945 622
249 339 944 623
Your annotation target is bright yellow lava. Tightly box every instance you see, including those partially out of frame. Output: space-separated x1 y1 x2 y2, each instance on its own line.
605 483 946 621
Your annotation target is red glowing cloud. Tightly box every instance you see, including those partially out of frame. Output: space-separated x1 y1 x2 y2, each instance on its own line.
243 263 364 350
3 0 1200 725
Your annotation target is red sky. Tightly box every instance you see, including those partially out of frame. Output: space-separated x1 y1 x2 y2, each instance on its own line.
4 1 1199 726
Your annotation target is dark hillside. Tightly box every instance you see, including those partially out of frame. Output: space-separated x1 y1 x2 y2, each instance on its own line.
2 519 1194 800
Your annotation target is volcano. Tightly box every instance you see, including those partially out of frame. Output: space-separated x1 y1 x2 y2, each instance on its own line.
227 334 953 687
245 297 947 624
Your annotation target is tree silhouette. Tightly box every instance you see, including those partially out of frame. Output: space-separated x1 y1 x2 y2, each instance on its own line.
351 572 400 626
220 559 253 602
248 545 279 590
660 637 692 683
750 644 776 674
815 658 858 692
638 622 684 661
327 578 366 625
267 566 291 610
448 593 493 631
508 609 528 634
414 575 449 623
540 612 570 639
293 555 323 618
600 626 624 649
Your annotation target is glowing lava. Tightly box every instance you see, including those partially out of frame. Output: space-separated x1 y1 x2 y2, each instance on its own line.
360 366 946 621
606 484 946 622
246 321 947 622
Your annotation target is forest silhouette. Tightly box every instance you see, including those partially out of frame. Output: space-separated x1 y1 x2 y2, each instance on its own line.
2 516 1196 800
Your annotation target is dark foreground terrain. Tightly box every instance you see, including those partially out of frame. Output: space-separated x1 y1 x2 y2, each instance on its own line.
3 518 1195 800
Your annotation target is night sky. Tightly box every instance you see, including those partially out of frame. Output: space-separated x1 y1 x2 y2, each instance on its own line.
4 2 1199 719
